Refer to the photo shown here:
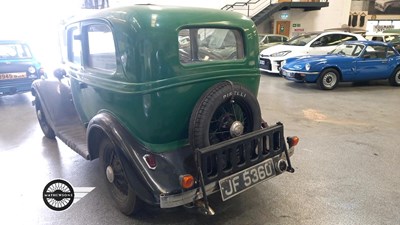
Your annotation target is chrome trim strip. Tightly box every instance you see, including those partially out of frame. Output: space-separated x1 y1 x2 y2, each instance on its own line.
160 182 219 208
281 69 319 75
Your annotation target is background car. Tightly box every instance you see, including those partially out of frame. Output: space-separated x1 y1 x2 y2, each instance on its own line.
258 34 288 51
364 33 400 51
259 31 366 74
280 40 400 90
0 40 45 96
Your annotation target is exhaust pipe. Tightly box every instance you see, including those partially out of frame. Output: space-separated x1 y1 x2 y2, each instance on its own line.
194 199 215 216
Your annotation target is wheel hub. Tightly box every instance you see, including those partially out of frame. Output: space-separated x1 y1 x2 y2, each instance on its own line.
106 165 114 183
323 72 337 88
230 121 244 137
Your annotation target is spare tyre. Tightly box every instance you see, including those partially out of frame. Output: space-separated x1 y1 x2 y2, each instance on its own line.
189 81 262 149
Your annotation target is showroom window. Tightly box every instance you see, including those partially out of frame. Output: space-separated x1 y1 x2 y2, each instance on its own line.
178 28 244 63
86 24 117 72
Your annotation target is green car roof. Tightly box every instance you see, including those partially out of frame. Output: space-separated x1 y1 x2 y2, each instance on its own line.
72 4 255 30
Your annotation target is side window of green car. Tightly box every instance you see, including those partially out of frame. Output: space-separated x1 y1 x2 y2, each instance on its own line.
86 24 117 72
178 28 244 63
67 27 82 65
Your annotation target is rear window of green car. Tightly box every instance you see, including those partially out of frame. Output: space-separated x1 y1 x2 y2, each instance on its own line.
178 28 244 63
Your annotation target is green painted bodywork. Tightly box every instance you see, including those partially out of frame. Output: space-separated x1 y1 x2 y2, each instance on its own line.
65 5 261 153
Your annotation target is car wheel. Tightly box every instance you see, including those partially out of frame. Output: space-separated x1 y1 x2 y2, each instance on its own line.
389 67 400 86
35 98 56 139
99 138 142 215
317 69 339 90
189 81 262 149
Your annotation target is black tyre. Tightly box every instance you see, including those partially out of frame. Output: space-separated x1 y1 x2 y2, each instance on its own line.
99 138 142 215
389 67 400 86
35 98 56 139
317 68 339 90
189 81 262 149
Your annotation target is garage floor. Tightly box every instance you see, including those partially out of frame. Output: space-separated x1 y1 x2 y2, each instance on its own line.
1 74 399 225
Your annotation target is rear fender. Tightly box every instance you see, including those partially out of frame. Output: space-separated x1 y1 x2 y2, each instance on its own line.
87 112 158 205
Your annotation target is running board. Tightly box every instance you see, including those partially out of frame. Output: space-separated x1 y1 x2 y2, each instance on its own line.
55 122 89 160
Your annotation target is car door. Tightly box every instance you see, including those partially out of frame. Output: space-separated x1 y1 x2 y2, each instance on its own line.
67 20 118 125
355 45 393 80
64 23 91 124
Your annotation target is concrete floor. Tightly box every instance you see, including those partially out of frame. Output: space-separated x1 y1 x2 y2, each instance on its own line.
0 74 399 225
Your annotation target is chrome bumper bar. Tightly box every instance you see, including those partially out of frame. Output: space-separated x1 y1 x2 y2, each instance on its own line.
160 182 219 208
159 147 296 209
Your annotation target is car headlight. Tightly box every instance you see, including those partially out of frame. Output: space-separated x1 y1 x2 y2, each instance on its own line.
305 63 311 71
271 51 291 57
281 60 286 67
28 66 36 74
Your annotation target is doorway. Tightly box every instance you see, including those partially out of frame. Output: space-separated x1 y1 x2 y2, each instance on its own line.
276 21 291 37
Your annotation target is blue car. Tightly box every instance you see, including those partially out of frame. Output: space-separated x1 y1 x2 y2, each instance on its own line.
0 40 45 96
280 40 400 90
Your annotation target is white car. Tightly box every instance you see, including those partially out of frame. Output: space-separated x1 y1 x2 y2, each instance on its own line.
259 31 366 74
365 33 400 43
365 33 400 51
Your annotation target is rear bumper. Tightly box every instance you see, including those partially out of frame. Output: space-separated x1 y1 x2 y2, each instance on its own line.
159 123 295 208
160 181 219 208
160 151 294 208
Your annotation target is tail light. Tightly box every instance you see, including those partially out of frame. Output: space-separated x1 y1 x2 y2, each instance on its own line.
179 174 194 189
287 136 299 148
143 154 157 170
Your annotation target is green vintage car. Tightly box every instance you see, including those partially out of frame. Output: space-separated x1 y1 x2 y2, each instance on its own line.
32 5 298 216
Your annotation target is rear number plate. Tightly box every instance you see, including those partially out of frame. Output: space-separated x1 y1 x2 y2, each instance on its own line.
218 158 276 201
0 72 26 80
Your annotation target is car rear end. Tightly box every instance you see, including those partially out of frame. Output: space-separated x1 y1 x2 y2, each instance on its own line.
160 123 299 214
